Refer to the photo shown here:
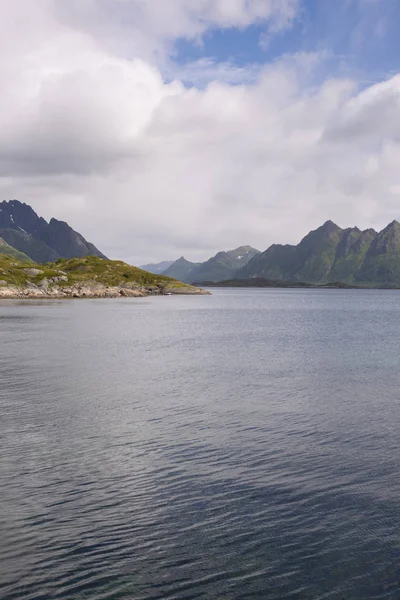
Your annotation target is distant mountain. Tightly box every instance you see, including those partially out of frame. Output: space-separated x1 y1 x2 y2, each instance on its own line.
139 260 174 274
162 257 201 281
0 237 33 263
0 200 107 262
188 246 260 283
237 220 400 286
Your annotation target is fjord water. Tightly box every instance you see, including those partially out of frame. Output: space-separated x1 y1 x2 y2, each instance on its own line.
1 289 399 600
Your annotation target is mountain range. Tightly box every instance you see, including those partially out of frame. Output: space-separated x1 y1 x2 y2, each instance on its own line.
0 200 106 263
142 220 400 287
237 220 400 286
150 246 261 283
2 200 400 288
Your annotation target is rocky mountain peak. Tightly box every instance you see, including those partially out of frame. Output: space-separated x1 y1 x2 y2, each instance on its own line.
0 200 107 262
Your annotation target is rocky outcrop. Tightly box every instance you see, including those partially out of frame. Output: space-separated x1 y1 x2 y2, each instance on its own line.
24 268 44 277
0 280 210 299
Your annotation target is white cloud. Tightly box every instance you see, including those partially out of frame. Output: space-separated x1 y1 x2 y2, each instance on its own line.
0 0 399 264
50 0 299 64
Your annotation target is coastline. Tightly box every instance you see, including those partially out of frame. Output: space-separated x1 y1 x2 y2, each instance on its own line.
194 279 400 290
0 281 210 299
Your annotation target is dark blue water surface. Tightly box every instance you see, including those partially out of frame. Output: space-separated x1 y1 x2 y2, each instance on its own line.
0 289 399 599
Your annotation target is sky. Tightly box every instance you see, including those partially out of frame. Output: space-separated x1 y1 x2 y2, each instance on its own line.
1 0 400 264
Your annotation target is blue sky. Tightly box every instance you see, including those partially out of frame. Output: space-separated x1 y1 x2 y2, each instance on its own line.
174 0 400 86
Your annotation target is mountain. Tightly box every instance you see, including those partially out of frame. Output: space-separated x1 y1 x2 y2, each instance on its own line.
0 228 60 263
355 220 400 285
188 246 260 283
162 257 201 281
0 237 33 263
237 220 400 286
139 260 174 274
0 200 107 262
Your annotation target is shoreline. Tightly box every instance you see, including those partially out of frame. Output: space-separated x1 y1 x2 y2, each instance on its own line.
0 282 210 299
196 280 400 290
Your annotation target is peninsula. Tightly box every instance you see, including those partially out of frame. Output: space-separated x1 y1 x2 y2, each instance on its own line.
0 255 209 299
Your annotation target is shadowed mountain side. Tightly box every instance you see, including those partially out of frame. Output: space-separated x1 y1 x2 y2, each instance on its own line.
0 237 34 263
0 200 107 262
0 228 59 263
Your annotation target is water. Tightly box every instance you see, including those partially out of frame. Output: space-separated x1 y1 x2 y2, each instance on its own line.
0 288 399 600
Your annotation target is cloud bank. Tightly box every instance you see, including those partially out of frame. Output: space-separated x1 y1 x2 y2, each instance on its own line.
0 0 399 263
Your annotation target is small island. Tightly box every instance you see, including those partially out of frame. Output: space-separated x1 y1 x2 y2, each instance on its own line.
0 255 209 299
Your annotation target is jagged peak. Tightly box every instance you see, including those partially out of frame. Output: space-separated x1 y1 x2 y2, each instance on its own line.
320 219 341 231
231 244 259 252
2 199 23 206
378 219 400 234
2 199 34 210
344 226 361 234
2 199 28 210
388 219 400 227
49 217 69 225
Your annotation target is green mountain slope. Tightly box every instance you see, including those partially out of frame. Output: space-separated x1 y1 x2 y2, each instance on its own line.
237 220 400 286
188 246 260 283
0 237 34 263
162 257 201 281
355 221 400 284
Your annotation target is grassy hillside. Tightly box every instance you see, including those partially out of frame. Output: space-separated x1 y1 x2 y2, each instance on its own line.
0 255 202 293
0 238 34 263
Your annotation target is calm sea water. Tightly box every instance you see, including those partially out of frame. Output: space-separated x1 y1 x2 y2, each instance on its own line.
0 289 399 600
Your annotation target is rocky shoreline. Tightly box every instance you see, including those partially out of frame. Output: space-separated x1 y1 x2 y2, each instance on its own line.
0 257 210 299
0 280 210 299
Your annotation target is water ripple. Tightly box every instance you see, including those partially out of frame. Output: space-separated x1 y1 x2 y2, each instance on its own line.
1 290 400 599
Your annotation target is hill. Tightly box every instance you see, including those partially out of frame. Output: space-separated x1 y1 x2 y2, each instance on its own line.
0 256 209 298
162 257 202 281
0 200 106 262
236 221 400 286
187 246 260 283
